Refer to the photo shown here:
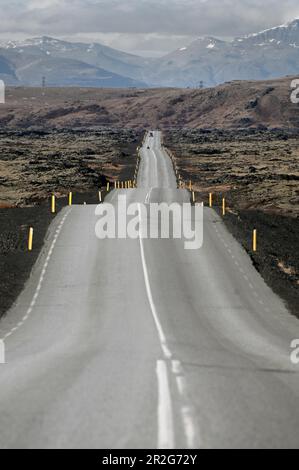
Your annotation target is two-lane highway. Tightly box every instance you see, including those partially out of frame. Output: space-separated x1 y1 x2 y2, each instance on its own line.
0 131 298 449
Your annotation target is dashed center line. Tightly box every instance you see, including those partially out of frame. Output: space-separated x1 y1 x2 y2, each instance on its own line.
138 182 198 449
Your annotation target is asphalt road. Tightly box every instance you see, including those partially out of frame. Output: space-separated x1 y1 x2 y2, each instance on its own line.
0 131 298 449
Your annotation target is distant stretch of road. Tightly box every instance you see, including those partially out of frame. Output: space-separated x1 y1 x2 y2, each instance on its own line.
0 131 298 449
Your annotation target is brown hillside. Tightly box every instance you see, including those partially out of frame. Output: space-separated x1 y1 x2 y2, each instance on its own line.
0 76 298 130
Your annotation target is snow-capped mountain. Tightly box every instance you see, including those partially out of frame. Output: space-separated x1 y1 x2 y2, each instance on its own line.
0 19 298 88
147 19 299 87
0 36 148 87
237 18 299 46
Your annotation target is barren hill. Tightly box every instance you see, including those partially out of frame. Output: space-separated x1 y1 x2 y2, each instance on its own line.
0 76 298 130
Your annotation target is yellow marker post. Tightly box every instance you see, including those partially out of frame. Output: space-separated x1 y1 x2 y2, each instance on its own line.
222 198 226 216
192 191 195 203
28 227 33 251
68 192 72 206
51 195 56 214
253 229 257 252
117 181 120 189
209 193 213 208
107 182 110 192
98 191 102 203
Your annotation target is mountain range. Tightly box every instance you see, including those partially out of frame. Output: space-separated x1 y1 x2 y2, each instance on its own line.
0 19 299 88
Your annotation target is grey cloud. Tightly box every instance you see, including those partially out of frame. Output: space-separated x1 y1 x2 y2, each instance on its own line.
0 0 299 54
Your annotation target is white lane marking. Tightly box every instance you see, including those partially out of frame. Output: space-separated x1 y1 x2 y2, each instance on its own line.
0 210 71 342
181 406 197 449
141 133 198 449
138 204 172 360
175 375 199 448
212 218 272 317
156 360 175 449
176 375 187 396
172 359 183 375
152 150 158 185
145 188 153 204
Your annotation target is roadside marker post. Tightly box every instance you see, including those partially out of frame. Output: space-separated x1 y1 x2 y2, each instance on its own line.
107 182 110 192
209 193 213 208
253 229 257 252
68 192 72 206
51 195 56 214
222 198 226 216
114 181 117 189
28 227 33 251
98 191 102 203
192 191 195 203
189 180 192 191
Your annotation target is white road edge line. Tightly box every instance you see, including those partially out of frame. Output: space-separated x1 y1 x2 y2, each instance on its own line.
212 215 270 317
0 209 71 342
156 360 175 449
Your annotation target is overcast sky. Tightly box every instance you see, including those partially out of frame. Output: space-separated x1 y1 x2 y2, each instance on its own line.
1 0 299 56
